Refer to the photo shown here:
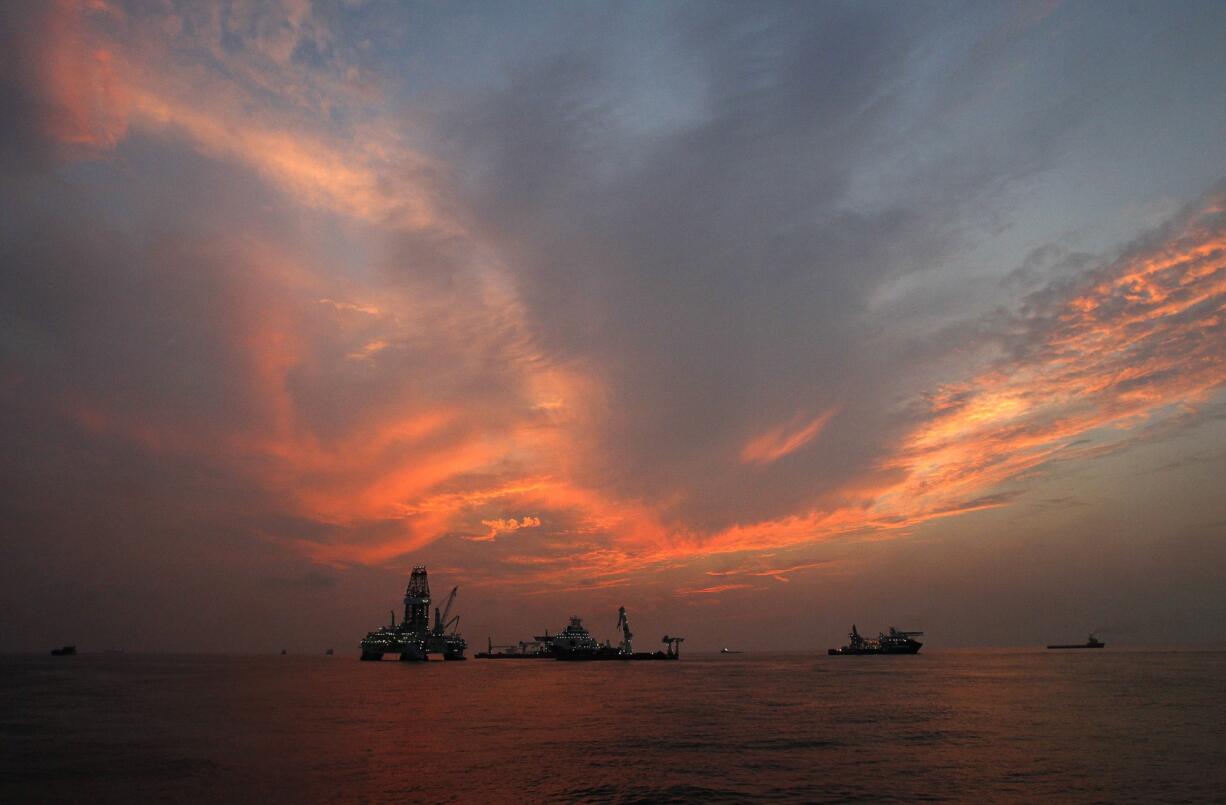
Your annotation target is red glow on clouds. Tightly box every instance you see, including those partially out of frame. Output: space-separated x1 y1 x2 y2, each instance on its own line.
741 408 838 465
21 1 1226 595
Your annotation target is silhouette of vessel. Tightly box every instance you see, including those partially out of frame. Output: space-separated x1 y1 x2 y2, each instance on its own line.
1047 633 1104 649
50 645 76 656
828 625 923 655
360 566 467 661
479 609 683 661
553 609 683 661
720 648 743 654
475 634 555 659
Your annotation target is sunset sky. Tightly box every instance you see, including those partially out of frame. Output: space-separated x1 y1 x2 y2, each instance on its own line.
3 0 1225 652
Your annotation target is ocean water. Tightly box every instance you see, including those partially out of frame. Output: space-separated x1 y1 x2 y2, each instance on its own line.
2 649 1224 803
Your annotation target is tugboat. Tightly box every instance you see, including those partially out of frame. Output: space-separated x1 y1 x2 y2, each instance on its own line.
1047 633 1105 649
828 625 923 655
720 648 744 654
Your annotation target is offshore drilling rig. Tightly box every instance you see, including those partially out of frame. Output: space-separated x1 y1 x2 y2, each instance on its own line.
359 566 467 661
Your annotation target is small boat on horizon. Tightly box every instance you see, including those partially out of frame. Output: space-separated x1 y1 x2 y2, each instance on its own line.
50 645 76 656
1047 633 1105 649
720 648 743 654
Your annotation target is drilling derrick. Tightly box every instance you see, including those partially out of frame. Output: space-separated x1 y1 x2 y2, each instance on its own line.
404 566 432 635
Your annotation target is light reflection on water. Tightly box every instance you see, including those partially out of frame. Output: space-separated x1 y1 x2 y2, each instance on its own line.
2 650 1224 802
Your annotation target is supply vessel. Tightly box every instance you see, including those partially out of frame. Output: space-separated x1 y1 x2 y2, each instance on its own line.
478 608 684 661
1047 633 1104 649
359 566 467 661
828 625 923 655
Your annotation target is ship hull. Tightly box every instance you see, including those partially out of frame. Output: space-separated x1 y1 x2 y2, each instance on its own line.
475 652 553 659
1047 644 1105 649
554 649 677 661
828 644 922 655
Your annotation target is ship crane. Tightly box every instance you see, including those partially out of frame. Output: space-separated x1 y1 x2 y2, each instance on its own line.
662 635 684 658
616 606 633 654
433 586 460 636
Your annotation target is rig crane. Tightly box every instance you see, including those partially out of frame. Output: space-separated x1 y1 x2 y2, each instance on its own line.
616 606 634 654
433 586 460 636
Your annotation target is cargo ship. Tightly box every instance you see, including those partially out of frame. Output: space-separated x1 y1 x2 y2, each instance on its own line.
828 625 923 655
1047 633 1104 649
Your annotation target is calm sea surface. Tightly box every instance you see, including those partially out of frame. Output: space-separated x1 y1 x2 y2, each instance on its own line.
2 650 1224 803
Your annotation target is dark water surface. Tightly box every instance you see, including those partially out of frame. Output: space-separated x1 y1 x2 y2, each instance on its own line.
2 650 1224 802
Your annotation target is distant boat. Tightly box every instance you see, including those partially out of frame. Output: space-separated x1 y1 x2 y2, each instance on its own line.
720 648 743 654
50 645 77 656
1047 633 1104 649
325 648 334 655
828 625 924 655
280 649 287 655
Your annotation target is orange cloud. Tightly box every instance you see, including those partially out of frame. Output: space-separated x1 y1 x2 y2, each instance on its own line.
741 408 838 465
473 516 543 542
677 583 757 596
28 0 130 153
25 1 450 232
25 3 1225 597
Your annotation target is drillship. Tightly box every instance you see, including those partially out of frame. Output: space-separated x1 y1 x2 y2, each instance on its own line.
828 625 924 655
360 566 467 661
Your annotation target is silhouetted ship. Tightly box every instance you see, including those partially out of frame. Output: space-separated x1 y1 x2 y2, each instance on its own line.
475 633 556 659
478 609 684 661
720 648 743 654
359 566 467 661
828 625 923 655
50 645 76 656
1047 633 1104 649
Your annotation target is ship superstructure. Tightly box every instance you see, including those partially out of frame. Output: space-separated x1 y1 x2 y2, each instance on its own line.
360 566 467 661
828 625 923 655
